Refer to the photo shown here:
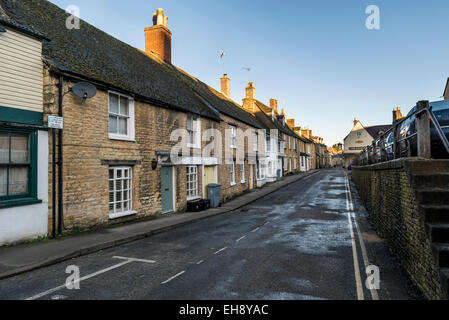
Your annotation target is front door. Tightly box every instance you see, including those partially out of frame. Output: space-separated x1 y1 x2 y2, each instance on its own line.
161 166 174 214
204 166 216 199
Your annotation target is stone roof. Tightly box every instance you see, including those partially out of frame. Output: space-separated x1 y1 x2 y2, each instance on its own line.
0 0 265 126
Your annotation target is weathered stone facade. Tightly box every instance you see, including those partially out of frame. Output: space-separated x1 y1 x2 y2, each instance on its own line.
352 160 445 300
44 71 263 232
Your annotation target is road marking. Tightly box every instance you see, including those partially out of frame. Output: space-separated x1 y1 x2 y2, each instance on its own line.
345 175 380 301
214 247 228 255
264 222 269 226
113 256 156 264
196 260 204 265
236 236 246 242
344 177 364 301
252 227 260 233
161 271 185 284
25 260 133 300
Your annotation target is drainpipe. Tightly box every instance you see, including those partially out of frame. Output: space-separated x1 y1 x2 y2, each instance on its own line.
58 75 64 235
52 128 56 239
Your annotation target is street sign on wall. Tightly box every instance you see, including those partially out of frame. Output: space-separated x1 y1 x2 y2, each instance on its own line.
48 116 63 129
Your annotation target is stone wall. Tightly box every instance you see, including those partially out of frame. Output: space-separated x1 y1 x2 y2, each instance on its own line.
43 71 261 232
352 159 445 300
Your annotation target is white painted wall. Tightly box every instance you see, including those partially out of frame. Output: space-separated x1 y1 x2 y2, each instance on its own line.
0 131 49 245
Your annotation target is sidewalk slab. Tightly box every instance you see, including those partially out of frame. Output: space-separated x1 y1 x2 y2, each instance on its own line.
0 170 318 280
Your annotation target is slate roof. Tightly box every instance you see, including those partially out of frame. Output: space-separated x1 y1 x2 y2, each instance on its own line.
1 0 249 122
0 2 47 40
365 125 392 139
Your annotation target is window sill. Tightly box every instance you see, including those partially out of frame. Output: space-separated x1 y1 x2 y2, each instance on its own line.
187 144 201 149
108 134 136 142
187 196 201 201
0 198 42 210
230 182 237 186
241 180 246 184
109 211 137 220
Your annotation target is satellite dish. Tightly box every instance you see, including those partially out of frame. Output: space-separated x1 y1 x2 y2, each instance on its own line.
71 82 97 99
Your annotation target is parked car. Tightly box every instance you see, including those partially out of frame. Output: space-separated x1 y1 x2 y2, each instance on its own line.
385 132 394 160
398 100 449 158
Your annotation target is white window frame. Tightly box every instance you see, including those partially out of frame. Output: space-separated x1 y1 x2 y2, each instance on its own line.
187 115 201 149
108 91 135 141
230 125 237 149
294 158 297 170
187 166 199 200
230 162 236 186
253 132 258 152
240 164 245 184
256 161 266 180
266 135 271 153
109 166 136 219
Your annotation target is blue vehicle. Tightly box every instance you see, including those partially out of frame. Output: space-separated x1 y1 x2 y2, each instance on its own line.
398 100 449 158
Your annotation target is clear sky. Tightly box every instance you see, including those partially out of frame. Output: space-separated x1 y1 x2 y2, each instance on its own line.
49 0 449 146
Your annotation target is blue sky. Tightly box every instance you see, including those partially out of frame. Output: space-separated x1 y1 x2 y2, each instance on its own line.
49 0 449 145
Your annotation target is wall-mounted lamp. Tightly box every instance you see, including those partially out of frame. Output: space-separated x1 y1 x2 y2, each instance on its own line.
0 26 6 33
151 158 158 170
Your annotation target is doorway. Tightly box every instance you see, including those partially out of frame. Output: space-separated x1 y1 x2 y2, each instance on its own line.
161 166 174 214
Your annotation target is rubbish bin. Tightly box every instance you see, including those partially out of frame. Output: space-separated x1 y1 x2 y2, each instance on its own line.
207 184 222 208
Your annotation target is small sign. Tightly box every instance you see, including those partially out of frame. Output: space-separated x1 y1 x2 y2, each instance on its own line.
48 116 64 129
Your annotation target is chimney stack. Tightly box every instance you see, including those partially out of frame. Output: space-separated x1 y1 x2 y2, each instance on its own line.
287 119 295 129
220 74 231 98
246 82 256 100
242 82 257 114
393 107 404 122
353 118 358 127
270 99 278 114
145 8 172 64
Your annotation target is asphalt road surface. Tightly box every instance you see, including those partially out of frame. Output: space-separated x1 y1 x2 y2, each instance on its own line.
0 169 421 300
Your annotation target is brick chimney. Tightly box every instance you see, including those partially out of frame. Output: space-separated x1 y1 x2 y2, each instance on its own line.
393 107 404 122
270 99 278 114
242 82 257 114
221 74 231 98
287 119 295 129
353 118 358 127
145 8 172 64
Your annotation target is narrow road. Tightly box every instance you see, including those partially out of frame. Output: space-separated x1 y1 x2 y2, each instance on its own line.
0 169 419 300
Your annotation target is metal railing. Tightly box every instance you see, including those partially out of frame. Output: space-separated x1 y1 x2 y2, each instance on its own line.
357 100 449 165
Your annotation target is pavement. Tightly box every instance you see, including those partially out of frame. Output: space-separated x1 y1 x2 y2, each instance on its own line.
0 170 318 281
0 168 422 300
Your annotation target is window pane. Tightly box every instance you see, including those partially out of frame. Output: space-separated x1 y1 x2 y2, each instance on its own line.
109 94 119 114
109 116 118 134
0 167 6 196
120 97 129 116
0 133 8 163
119 118 128 135
9 167 28 195
11 134 29 163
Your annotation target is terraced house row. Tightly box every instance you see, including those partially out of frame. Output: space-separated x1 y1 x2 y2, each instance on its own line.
0 0 327 245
